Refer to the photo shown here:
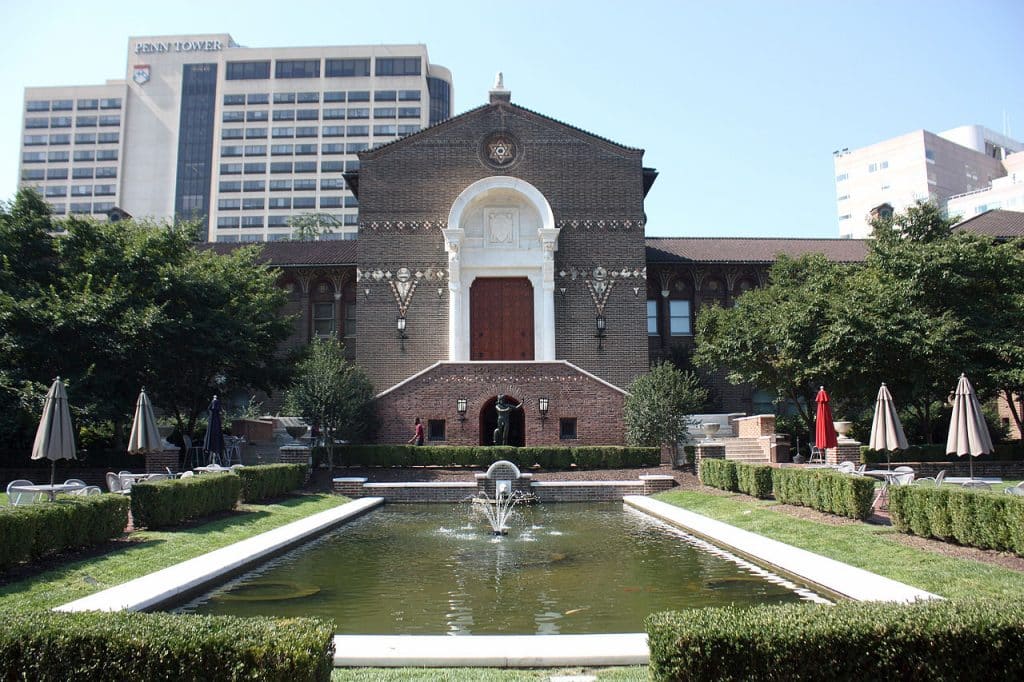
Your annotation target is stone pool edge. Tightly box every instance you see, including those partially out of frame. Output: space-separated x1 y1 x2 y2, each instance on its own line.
624 495 940 604
54 497 384 613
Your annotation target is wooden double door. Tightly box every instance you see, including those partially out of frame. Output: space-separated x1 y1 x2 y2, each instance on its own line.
469 277 534 361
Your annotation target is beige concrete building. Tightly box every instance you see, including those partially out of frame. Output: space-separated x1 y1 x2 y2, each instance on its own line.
833 124 1021 238
18 34 453 242
946 151 1024 220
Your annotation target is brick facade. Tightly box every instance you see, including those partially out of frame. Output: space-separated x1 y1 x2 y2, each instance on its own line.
374 361 627 446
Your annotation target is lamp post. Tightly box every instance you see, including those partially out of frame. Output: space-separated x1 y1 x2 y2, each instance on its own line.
397 316 407 351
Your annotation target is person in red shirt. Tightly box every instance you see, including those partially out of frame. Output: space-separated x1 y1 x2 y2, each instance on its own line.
409 417 424 446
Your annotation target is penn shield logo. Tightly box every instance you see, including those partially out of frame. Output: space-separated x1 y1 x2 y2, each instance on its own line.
133 64 151 85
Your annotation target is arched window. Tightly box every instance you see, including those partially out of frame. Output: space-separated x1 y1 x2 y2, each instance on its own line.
310 279 337 338
700 277 726 313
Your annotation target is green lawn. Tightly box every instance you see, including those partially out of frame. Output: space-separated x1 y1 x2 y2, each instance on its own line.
0 493 349 612
653 489 1022 600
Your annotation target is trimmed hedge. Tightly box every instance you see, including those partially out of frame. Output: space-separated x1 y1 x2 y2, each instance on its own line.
131 473 242 529
236 463 307 503
861 442 1024 463
772 467 875 520
698 459 737 491
647 599 1024 681
0 610 333 681
0 494 129 570
736 462 773 499
889 485 1024 555
331 444 660 469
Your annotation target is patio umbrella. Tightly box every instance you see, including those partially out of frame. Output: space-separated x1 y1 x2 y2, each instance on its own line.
127 388 163 455
945 374 993 480
815 387 838 454
30 377 77 486
868 383 909 471
203 395 224 466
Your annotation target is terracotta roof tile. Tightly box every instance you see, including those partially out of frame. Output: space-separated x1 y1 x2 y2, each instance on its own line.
954 209 1024 238
645 237 869 264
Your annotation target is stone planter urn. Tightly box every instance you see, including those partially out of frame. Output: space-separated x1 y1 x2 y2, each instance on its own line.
833 421 853 439
285 424 308 443
701 422 721 441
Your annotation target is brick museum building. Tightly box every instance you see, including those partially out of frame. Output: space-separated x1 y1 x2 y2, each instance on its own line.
227 82 885 447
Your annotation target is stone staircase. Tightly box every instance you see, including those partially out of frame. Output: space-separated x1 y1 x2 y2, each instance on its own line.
720 437 770 463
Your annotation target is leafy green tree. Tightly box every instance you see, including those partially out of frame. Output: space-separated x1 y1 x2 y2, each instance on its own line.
288 213 344 240
624 362 708 456
0 188 294 451
284 338 376 469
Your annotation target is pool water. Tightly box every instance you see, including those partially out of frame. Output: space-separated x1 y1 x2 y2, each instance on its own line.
173 502 825 634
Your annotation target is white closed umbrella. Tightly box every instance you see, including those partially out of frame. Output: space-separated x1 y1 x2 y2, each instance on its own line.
868 383 909 471
31 377 77 485
127 388 164 455
945 374 994 480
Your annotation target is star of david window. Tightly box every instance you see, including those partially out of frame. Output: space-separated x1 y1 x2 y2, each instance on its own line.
480 131 522 169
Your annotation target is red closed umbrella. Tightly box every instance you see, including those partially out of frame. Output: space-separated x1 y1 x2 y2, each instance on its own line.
815 386 838 451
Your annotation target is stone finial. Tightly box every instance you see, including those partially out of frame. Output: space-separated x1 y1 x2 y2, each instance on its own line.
489 72 511 104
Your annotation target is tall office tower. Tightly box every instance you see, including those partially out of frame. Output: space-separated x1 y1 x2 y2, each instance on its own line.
17 34 453 241
832 124 1022 238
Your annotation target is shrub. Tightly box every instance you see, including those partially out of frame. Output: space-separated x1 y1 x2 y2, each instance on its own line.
698 459 737 491
771 467 875 520
0 495 129 570
236 464 307 503
889 485 1024 555
0 610 334 681
647 599 1024 681
131 474 241 529
736 462 773 499
329 444 659 469
860 442 1024 464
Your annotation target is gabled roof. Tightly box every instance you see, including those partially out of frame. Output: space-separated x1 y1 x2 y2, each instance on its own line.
200 240 356 267
645 237 869 264
954 209 1024 238
359 99 644 161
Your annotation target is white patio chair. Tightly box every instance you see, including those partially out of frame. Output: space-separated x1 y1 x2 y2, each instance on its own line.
105 472 126 495
962 480 991 490
183 434 206 468
146 473 169 482
914 470 946 487
836 461 855 474
7 479 40 506
808 446 825 464
180 470 195 478
76 486 102 496
1004 482 1024 496
64 478 87 492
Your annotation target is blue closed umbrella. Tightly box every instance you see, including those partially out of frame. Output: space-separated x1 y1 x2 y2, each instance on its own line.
203 395 224 466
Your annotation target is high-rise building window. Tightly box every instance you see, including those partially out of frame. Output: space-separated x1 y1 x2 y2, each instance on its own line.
226 61 270 80
375 57 421 76
174 63 218 233
325 58 370 78
427 76 450 125
276 59 320 79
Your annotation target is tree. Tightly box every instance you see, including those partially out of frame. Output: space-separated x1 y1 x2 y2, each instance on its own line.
288 213 345 240
624 362 708 456
284 338 376 470
0 188 295 451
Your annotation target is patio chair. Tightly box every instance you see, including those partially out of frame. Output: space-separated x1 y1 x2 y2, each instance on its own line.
105 472 127 495
808 446 825 464
914 470 946 487
74 486 102 496
64 478 87 491
836 461 855 474
180 470 195 478
183 434 206 469
853 464 867 476
146 473 169 482
1004 482 1024 496
6 479 40 506
223 436 245 466
962 480 991 490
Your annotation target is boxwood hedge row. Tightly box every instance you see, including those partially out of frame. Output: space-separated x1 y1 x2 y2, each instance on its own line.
889 485 1024 555
331 444 659 469
647 599 1024 681
736 462 773 499
236 463 307 503
0 495 129 570
772 467 875 520
131 473 241 529
0 610 334 681
698 459 737 491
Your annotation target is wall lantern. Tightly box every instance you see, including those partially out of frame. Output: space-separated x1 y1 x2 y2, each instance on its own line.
538 397 549 419
456 398 467 421
397 316 408 351
363 286 371 299
595 314 607 350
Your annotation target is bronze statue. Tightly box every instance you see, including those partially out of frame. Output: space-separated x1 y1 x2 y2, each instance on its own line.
493 394 522 446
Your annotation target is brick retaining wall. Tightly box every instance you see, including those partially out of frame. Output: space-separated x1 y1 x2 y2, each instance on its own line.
332 474 675 502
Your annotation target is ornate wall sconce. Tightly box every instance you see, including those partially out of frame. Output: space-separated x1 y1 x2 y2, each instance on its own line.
595 314 607 350
397 315 407 351
456 398 467 421
538 397 549 420
364 286 371 299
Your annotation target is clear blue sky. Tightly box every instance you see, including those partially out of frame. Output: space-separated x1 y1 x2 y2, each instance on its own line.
1 0 1021 237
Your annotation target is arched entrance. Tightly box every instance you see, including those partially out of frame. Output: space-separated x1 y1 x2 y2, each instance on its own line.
479 395 525 447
